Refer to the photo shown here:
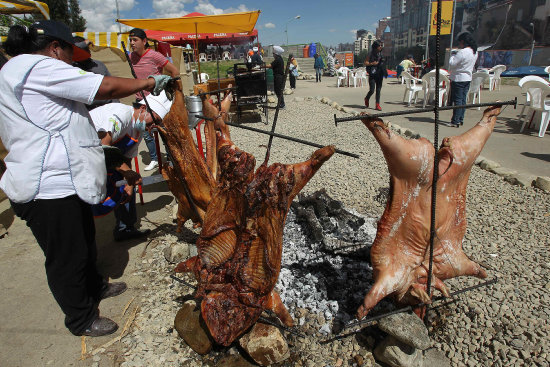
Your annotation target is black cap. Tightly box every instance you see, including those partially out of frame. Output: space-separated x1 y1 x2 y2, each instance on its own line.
32 20 90 62
129 28 147 39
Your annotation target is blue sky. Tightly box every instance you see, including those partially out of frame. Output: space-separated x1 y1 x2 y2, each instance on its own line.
79 0 391 47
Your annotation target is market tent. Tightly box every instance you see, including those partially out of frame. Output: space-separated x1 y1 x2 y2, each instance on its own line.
117 10 260 34
0 0 49 19
145 28 258 46
72 31 131 61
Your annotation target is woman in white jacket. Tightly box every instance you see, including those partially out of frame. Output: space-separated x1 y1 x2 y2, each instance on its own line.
448 32 478 127
0 21 171 337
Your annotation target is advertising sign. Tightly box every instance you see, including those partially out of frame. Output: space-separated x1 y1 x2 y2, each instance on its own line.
430 0 453 35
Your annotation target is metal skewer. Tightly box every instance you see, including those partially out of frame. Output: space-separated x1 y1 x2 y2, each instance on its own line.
333 99 517 126
194 115 359 158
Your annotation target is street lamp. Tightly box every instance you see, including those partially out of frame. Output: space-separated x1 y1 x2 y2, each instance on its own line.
285 15 301 46
528 22 535 66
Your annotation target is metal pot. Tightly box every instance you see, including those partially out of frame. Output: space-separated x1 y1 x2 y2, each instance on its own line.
185 95 203 129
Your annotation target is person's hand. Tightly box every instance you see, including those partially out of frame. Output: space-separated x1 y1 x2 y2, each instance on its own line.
120 169 142 186
122 185 134 200
372 61 379 65
148 75 172 96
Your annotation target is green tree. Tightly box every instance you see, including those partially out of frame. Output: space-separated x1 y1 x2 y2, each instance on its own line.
68 0 86 31
355 50 369 67
43 0 70 24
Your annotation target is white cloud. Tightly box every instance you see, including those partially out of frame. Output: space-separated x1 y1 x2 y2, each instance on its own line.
152 0 192 18
80 0 136 32
350 29 357 34
329 29 336 33
265 22 275 29
194 0 250 15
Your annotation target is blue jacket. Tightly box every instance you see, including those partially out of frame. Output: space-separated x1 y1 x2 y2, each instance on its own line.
314 57 325 69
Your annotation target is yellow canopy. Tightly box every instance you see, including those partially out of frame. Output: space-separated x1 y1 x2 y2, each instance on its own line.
117 10 260 34
73 31 131 61
0 0 49 19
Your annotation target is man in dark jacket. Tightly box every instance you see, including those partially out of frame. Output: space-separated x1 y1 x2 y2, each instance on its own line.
269 45 285 108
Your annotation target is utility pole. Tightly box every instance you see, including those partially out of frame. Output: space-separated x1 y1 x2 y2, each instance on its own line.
115 0 122 33
528 23 535 65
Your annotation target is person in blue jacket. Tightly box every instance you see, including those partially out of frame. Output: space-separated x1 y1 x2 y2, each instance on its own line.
314 53 325 82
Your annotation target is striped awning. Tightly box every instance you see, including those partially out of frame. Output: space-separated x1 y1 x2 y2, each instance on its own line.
0 0 49 19
72 31 132 61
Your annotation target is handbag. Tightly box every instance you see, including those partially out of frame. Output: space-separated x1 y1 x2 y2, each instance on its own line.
291 68 299 77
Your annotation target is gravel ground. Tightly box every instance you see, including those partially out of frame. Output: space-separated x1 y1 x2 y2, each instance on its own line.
114 98 549 367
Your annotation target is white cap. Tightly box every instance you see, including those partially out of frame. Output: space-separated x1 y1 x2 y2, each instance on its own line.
139 91 173 119
273 45 284 55
253 46 258 52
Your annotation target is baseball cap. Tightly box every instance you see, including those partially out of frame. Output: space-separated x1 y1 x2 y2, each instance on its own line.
32 20 90 62
253 46 258 52
139 91 173 120
129 28 147 39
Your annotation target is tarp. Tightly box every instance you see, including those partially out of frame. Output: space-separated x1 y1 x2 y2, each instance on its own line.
501 66 549 78
72 31 131 61
145 28 258 46
117 10 260 34
0 0 49 19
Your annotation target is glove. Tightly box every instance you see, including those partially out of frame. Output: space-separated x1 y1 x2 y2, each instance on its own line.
120 169 142 186
148 75 172 96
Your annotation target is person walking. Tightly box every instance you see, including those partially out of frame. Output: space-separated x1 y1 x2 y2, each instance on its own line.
448 32 478 127
128 28 179 171
268 45 286 109
396 54 415 80
289 54 298 89
364 41 386 111
0 20 172 337
314 53 324 82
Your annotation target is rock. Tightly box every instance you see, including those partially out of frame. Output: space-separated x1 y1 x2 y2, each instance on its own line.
267 91 274 96
267 96 277 103
283 88 293 95
489 166 517 178
474 155 485 165
404 129 415 138
510 339 524 349
294 97 304 102
505 174 536 187
174 301 212 355
189 244 198 257
377 312 431 350
374 336 423 367
330 102 339 109
422 348 451 367
163 242 190 264
534 176 550 192
315 96 323 101
479 159 500 171
239 323 290 366
171 204 178 220
216 354 256 367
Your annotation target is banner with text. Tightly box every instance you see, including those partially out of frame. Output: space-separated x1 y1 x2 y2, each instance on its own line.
430 0 453 36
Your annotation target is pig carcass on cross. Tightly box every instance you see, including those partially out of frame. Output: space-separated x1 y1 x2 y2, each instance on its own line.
171 90 335 345
357 106 502 319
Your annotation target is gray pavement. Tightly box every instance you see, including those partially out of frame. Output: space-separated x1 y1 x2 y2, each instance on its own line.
290 75 550 177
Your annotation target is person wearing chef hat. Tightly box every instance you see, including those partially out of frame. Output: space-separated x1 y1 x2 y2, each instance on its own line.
267 45 286 109
90 92 173 241
251 46 263 64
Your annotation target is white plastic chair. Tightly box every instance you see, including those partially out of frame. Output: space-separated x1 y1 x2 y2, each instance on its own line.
422 70 450 108
545 66 550 81
519 80 550 137
222 51 230 60
402 71 422 106
199 73 209 83
488 65 506 91
467 72 490 110
336 67 349 88
518 75 549 123
351 68 366 87
198 53 207 62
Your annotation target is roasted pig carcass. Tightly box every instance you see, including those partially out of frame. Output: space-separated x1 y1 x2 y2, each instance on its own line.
159 84 222 228
357 106 502 319
171 92 335 345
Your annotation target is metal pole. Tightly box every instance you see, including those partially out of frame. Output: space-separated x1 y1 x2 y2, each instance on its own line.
115 0 122 33
425 0 432 61
529 23 535 66
446 0 457 68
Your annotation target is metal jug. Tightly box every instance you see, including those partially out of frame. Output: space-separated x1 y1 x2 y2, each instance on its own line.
185 95 203 129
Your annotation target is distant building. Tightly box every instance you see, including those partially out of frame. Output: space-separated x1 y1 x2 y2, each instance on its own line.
354 30 376 55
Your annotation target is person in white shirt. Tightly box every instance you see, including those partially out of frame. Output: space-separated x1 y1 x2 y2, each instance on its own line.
90 93 172 241
0 20 172 337
449 32 478 127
